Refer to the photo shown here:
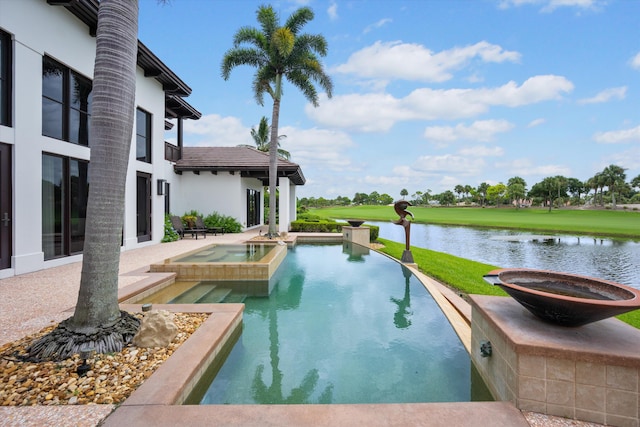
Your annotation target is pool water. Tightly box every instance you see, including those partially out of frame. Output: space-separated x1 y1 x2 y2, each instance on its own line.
173 243 275 263
189 243 492 405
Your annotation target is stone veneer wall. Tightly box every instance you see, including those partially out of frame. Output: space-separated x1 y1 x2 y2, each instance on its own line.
342 226 370 247
470 295 640 427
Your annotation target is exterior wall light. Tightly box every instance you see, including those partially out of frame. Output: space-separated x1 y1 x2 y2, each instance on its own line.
157 179 166 195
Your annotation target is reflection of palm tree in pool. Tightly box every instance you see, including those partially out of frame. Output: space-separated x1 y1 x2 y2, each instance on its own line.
249 266 334 403
390 265 413 329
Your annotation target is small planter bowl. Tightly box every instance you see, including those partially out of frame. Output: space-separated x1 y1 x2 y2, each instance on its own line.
347 220 365 227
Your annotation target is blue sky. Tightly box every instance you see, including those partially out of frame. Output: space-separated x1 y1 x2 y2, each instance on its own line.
139 0 640 199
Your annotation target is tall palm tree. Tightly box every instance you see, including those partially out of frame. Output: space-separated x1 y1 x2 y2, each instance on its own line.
222 5 333 237
601 164 627 210
239 116 291 160
28 0 140 360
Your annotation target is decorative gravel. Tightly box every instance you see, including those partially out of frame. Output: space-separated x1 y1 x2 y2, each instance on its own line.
0 312 207 406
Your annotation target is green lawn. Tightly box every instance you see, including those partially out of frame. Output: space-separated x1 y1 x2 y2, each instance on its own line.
310 206 640 238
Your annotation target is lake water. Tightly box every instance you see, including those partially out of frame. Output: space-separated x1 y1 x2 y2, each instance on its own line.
371 221 640 288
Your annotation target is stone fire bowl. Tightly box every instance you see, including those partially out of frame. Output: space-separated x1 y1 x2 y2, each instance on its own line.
483 268 640 327
347 220 365 227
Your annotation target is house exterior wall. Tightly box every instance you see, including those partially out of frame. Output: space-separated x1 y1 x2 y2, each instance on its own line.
170 172 264 230
0 0 173 277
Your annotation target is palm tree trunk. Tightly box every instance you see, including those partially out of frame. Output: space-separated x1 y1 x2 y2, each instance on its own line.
72 0 138 328
26 0 140 361
267 75 282 237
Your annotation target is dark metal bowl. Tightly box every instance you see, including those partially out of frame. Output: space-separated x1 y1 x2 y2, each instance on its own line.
483 268 640 327
347 220 365 227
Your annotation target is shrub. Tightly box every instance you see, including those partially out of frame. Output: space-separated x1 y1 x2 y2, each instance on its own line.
162 214 180 242
290 219 379 242
204 212 242 233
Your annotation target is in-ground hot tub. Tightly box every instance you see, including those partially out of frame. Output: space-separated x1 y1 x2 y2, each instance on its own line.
149 243 286 282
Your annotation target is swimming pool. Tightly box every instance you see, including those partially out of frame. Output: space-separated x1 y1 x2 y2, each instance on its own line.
186 243 492 404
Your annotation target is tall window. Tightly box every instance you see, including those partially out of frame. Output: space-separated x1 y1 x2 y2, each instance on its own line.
247 189 260 227
42 56 92 145
136 108 151 162
0 29 12 127
136 172 151 242
42 154 89 260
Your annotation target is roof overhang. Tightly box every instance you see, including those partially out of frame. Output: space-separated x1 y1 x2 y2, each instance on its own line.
174 166 306 186
47 0 201 121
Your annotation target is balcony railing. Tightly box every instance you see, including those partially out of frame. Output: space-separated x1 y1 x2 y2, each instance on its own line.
164 141 181 162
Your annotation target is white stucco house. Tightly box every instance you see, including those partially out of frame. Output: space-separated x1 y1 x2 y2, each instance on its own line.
0 0 304 278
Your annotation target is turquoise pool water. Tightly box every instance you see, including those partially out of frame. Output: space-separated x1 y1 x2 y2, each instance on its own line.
192 243 491 404
173 243 275 263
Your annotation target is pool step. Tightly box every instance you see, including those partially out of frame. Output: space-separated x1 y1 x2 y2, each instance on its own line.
222 292 247 303
196 287 233 303
169 282 217 304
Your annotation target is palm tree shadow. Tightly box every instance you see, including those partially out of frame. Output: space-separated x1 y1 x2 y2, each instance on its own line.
249 269 334 404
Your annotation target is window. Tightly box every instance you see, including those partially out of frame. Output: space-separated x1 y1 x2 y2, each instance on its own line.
42 154 89 260
136 172 151 242
136 108 151 163
0 29 12 127
164 182 170 215
42 56 92 145
247 189 260 227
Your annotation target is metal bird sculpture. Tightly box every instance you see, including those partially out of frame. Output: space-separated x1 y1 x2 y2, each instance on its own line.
393 200 414 261
393 200 414 224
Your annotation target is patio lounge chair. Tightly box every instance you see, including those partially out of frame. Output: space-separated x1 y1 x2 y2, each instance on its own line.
188 216 207 240
170 215 185 239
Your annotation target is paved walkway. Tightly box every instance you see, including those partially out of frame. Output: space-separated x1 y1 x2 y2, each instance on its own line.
0 231 255 347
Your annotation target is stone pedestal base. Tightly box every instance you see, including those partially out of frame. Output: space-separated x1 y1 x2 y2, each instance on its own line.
401 250 414 263
342 226 370 247
470 295 640 427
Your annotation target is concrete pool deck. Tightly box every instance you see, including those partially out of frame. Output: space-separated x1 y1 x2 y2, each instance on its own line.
0 229 602 426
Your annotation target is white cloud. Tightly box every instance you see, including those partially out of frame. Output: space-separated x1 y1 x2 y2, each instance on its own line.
499 158 571 177
578 86 627 105
423 120 514 143
363 18 392 34
184 114 252 147
630 52 640 70
307 75 573 132
279 126 354 170
327 2 338 21
527 118 546 128
412 154 486 176
333 41 520 83
392 165 427 178
601 146 640 171
458 145 505 157
593 125 640 144
363 174 409 186
498 0 601 12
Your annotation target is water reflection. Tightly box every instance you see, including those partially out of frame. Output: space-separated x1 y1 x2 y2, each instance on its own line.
371 221 640 287
390 266 413 329
250 262 334 404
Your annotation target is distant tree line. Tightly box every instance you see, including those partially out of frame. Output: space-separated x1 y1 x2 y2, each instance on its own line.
299 164 640 210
